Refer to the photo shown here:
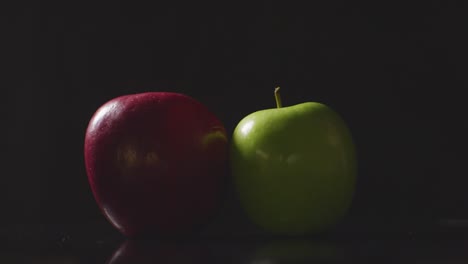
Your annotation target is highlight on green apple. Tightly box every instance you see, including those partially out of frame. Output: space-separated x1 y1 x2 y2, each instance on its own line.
230 87 357 235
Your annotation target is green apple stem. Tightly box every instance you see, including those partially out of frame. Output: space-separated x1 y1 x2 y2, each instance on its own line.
274 87 282 108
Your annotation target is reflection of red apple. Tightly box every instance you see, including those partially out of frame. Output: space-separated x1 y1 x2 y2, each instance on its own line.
106 240 210 263
84 92 228 237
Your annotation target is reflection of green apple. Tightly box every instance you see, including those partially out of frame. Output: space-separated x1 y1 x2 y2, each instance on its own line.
230 88 357 235
252 240 344 263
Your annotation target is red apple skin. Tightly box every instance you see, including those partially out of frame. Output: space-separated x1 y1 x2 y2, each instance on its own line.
84 92 228 237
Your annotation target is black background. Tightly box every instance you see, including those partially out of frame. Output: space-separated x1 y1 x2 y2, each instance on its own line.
2 0 468 239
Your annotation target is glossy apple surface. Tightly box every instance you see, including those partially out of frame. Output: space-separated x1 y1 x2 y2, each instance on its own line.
230 89 356 235
84 92 228 237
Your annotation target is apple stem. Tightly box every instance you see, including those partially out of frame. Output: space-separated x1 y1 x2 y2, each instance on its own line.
274 87 282 108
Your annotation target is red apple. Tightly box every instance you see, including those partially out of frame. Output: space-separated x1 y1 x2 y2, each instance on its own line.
84 92 228 237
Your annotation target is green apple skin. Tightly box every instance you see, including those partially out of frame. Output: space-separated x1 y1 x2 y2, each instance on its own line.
230 102 357 235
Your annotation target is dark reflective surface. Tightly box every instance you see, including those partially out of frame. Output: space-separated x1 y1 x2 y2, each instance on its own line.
250 239 346 263
105 239 350 263
2 223 468 263
1 239 467 263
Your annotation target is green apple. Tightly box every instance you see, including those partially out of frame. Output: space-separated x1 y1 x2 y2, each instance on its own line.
230 87 357 235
